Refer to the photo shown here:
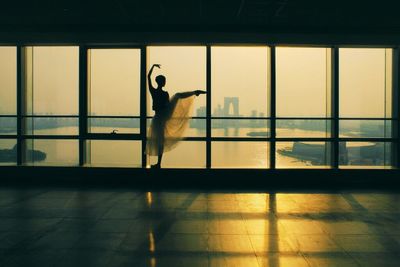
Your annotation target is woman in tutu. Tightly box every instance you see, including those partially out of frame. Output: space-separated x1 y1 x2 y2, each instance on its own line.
147 64 206 168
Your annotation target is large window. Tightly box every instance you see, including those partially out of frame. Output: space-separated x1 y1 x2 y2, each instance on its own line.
211 46 270 168
339 48 393 168
146 46 206 168
0 47 16 116
276 47 332 168
0 47 17 165
88 49 141 133
1 45 398 169
86 48 142 167
22 46 79 166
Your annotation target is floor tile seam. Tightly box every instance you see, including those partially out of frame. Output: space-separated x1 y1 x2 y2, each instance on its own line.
322 201 400 254
300 251 363 267
329 234 400 256
324 231 383 257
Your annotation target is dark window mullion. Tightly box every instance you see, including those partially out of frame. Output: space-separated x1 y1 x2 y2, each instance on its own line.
140 46 147 168
206 45 211 169
79 45 88 166
270 46 276 169
393 47 400 168
17 45 22 165
332 47 339 169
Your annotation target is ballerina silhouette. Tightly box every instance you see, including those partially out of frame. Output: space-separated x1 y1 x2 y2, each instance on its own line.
147 64 206 168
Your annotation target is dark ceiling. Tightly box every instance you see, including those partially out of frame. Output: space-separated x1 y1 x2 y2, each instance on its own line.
1 0 400 34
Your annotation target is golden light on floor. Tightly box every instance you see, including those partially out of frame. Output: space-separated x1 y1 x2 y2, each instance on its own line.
0 189 398 266
146 191 153 207
149 229 156 267
149 230 155 252
149 257 156 267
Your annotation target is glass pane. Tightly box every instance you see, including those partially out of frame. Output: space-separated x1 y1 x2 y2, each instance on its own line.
147 46 206 115
212 47 269 117
24 139 78 166
189 119 206 137
151 141 205 168
339 48 392 118
87 140 141 167
23 117 78 135
276 47 331 117
212 119 270 137
0 139 17 165
0 47 16 115
212 142 269 168
24 47 79 115
339 142 392 168
88 49 141 116
0 117 17 135
339 120 392 138
89 118 140 134
276 142 331 168
276 119 331 138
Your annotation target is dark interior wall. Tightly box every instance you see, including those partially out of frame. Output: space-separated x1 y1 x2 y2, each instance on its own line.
1 30 400 46
1 166 400 190
1 0 400 45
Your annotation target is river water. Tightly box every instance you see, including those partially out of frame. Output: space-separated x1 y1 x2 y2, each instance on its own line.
0 126 379 168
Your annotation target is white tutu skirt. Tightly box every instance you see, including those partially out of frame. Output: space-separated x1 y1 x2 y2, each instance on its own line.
146 94 195 156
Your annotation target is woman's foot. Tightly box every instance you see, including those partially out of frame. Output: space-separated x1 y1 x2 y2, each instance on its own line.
195 90 207 96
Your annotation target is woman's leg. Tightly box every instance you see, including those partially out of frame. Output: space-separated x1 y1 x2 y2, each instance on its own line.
156 144 164 167
152 121 165 168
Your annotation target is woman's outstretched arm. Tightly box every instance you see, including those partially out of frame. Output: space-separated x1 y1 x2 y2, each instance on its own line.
148 64 161 90
176 90 206 99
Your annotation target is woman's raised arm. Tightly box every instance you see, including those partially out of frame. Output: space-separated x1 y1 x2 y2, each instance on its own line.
148 64 161 90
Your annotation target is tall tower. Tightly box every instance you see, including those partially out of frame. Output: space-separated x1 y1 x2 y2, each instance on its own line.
223 97 239 116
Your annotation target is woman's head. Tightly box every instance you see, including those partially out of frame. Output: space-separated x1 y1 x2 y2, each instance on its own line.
155 75 166 87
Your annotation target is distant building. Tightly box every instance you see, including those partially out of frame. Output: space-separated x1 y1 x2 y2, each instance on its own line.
223 97 239 117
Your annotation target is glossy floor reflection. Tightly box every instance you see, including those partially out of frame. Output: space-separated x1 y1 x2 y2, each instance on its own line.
0 189 399 267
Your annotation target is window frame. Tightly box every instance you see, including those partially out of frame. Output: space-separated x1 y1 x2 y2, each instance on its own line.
0 43 397 169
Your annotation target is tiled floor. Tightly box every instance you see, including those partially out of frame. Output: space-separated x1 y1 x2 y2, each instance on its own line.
0 189 399 267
